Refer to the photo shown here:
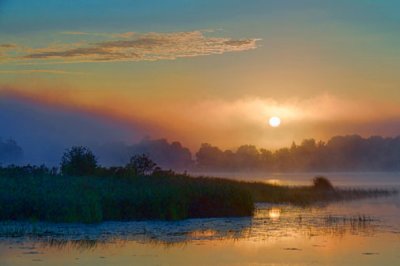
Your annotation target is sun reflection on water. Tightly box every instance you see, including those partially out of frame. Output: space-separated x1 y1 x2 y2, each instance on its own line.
188 229 217 238
264 179 283 185
268 208 281 220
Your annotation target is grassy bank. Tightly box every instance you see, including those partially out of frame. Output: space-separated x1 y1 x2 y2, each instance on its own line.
0 172 395 223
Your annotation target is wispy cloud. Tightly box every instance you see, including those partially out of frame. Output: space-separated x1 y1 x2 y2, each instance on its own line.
61 31 89 35
2 31 260 64
0 43 17 48
0 69 87 75
61 31 135 39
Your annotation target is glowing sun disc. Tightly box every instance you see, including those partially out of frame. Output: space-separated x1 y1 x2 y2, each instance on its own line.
269 116 281 127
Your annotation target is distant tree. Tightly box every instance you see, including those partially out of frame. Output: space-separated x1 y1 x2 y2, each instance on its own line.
60 146 98 176
196 143 226 170
126 154 157 176
130 138 193 169
312 176 334 190
236 145 260 170
259 148 273 170
193 135 400 172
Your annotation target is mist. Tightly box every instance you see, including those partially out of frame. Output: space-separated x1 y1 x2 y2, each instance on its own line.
0 94 146 165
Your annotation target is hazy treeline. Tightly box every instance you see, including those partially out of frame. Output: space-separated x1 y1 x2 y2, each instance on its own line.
196 135 400 172
95 138 193 170
2 135 400 172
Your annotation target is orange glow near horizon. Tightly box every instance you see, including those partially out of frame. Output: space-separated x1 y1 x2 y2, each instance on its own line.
3 85 400 151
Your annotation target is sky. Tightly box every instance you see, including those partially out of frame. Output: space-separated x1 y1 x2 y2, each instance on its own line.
1 0 400 156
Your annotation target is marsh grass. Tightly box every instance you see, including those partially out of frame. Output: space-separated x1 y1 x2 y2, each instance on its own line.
0 172 395 223
242 181 396 205
0 174 254 223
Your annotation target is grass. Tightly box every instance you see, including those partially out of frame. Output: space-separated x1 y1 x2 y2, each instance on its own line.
0 174 254 223
241 181 395 205
0 173 395 223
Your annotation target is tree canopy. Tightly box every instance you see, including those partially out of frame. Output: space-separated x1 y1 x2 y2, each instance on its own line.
60 146 98 176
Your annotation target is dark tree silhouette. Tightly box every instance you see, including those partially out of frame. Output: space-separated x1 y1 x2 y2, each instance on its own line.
313 176 334 190
126 154 157 176
60 146 98 176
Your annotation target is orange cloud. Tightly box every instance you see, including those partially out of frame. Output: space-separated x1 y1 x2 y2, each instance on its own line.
0 69 87 75
3 31 260 64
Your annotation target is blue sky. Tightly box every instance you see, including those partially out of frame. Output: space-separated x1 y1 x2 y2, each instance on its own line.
2 0 399 35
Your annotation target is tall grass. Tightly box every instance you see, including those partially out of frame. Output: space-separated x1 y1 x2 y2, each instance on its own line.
241 181 395 205
0 174 254 223
0 172 395 223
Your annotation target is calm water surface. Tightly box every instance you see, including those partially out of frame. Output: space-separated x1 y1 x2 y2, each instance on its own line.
1 173 399 266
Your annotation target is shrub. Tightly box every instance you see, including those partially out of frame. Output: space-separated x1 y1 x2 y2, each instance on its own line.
312 176 334 190
126 154 157 176
60 146 98 176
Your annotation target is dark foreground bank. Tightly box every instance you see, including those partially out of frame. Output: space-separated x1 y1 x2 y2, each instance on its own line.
0 169 396 223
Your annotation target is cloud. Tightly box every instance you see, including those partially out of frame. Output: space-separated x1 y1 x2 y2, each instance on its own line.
0 43 17 49
3 31 259 64
61 31 135 38
25 46 130 61
61 31 89 35
0 69 86 75
115 32 135 38
0 43 17 57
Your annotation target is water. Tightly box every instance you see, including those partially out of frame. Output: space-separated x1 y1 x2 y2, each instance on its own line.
191 171 400 188
1 173 400 265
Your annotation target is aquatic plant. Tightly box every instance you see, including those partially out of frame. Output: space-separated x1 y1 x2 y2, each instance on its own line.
0 162 395 223
0 171 254 223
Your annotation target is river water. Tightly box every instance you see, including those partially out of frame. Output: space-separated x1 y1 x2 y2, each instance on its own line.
1 173 399 265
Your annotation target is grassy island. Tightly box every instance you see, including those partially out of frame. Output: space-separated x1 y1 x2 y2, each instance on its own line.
0 147 396 223
0 170 395 223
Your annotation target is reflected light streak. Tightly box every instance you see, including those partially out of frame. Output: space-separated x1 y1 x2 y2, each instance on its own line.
268 208 281 220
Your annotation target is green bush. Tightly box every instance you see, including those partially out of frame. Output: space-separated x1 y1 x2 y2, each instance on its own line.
60 146 98 176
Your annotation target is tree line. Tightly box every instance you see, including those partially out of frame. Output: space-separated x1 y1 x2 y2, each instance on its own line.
196 135 400 171
0 146 162 178
1 134 400 172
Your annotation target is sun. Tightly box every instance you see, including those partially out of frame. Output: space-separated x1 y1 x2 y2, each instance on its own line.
269 116 281 127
